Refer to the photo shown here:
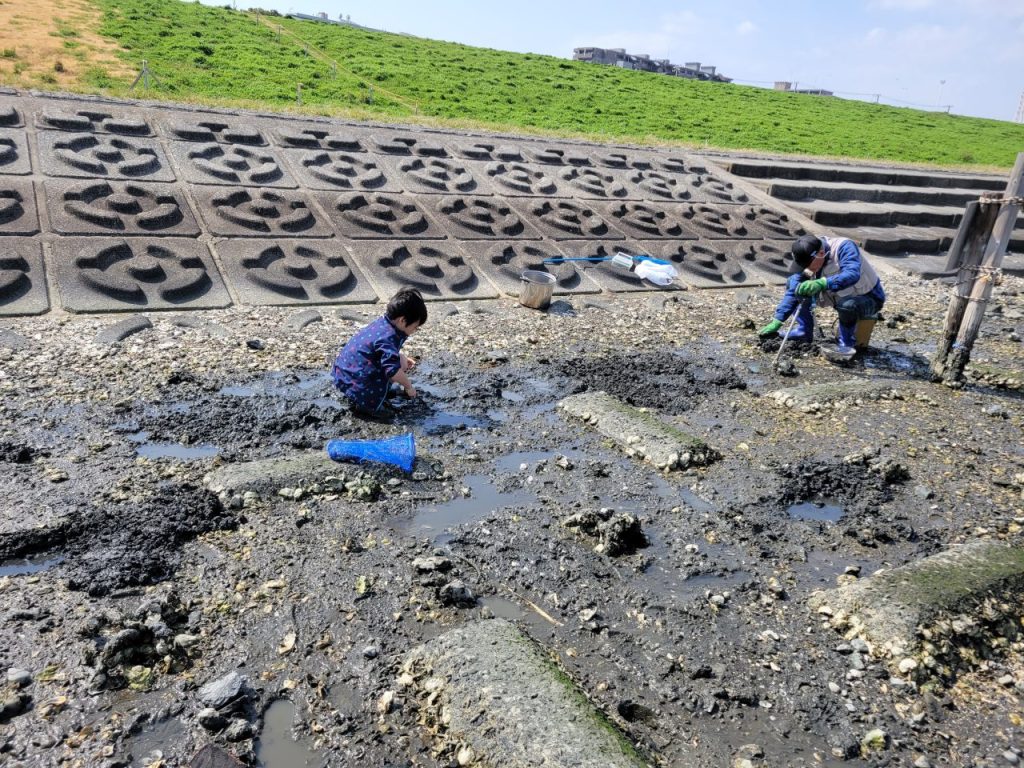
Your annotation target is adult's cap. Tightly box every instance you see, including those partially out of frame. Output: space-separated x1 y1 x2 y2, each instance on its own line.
790 235 823 269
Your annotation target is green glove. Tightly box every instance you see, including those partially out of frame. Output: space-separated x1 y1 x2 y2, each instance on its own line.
758 319 783 337
796 277 828 297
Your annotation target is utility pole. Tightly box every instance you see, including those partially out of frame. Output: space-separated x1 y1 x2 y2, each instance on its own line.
1015 91 1024 124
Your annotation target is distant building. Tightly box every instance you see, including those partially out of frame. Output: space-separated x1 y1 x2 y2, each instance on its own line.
774 81 833 97
572 47 731 82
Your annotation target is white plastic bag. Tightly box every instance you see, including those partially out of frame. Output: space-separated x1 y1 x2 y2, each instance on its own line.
634 259 678 286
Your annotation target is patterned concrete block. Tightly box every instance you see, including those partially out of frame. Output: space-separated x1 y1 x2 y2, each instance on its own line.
0 129 31 175
738 205 807 239
590 150 655 170
652 154 708 174
191 187 333 238
319 192 446 239
600 201 700 240
677 204 762 239
167 141 296 187
626 169 749 204
348 240 498 301
426 196 542 240
630 240 783 289
0 180 39 235
381 155 493 196
282 148 400 192
521 145 593 166
51 237 231 313
44 180 199 236
554 241 674 293
0 102 23 128
686 174 750 204
34 109 153 136
509 199 625 240
479 160 566 197
0 239 48 316
215 239 378 306
162 119 266 145
272 126 369 151
446 141 525 163
557 166 635 200
461 240 601 296
38 132 175 182
368 134 450 157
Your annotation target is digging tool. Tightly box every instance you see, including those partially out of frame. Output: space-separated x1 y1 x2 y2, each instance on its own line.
772 299 809 371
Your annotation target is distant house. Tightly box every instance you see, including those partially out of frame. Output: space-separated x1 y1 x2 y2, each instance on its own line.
774 81 834 97
572 47 731 83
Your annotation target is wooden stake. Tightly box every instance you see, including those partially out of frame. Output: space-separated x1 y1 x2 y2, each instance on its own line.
937 152 1024 386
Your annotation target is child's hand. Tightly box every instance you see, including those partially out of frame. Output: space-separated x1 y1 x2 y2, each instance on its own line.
403 384 417 399
400 353 417 373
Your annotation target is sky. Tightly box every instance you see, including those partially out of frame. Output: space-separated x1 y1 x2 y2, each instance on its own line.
212 0 1024 122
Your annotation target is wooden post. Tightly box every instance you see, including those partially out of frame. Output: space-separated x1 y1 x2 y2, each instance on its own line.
930 199 1000 380
937 152 1024 386
296 83 303 105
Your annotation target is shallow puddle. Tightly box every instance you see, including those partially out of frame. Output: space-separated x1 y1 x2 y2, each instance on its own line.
0 553 64 577
255 699 323 768
127 716 187 767
631 535 751 600
788 501 844 522
131 431 220 460
407 474 535 537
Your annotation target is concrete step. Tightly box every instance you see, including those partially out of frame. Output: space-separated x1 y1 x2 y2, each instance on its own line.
725 158 1006 191
767 180 984 207
834 223 1024 255
792 199 965 229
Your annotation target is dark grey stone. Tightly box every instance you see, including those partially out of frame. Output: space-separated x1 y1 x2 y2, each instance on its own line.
281 147 401 192
191 187 333 237
44 179 200 236
166 141 296 187
95 314 152 344
0 179 40 235
318 191 446 239
463 240 601 297
35 109 153 136
0 239 48 316
0 128 32 175
197 670 250 710
348 240 498 301
52 237 231 313
37 131 174 181
214 239 379 306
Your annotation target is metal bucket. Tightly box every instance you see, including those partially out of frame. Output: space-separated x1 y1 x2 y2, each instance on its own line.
519 270 556 310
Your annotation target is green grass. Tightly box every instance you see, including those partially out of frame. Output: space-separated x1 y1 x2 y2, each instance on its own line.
72 0 1024 168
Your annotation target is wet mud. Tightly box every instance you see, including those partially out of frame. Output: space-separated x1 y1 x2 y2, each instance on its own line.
0 289 1022 768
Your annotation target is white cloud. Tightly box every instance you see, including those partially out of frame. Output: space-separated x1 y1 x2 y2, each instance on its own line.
736 20 757 36
863 27 887 44
867 0 934 9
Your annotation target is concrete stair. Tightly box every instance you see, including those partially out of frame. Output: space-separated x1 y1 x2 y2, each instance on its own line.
718 157 1024 276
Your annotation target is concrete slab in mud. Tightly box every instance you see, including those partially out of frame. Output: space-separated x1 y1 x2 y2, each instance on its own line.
214 239 379 306
559 391 718 470
768 379 902 411
203 451 345 497
809 542 1024 659
0 238 48 316
400 619 650 768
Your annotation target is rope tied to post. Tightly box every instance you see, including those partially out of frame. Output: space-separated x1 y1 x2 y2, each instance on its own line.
977 193 1024 205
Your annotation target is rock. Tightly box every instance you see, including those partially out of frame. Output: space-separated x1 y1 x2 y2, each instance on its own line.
861 728 888 753
898 657 918 674
287 309 323 331
174 634 201 650
363 646 379 660
1003 751 1020 766
245 339 265 351
983 404 1009 419
998 674 1016 687
198 671 250 710
914 485 934 499
6 668 32 688
95 315 152 345
913 757 932 768
222 717 254 742
198 707 227 732
412 556 453 574
0 692 31 721
439 579 476 608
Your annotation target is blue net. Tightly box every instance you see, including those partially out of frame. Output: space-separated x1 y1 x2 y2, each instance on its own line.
326 433 416 473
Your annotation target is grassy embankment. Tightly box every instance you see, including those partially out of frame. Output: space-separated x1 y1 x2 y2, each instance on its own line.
4 0 1023 168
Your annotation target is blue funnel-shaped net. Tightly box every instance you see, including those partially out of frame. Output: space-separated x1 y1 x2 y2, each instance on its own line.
326 433 416 473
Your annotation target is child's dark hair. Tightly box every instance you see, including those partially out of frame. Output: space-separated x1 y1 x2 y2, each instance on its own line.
386 288 428 326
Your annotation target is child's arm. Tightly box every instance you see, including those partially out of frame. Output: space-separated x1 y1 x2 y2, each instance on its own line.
400 352 417 372
390 368 416 398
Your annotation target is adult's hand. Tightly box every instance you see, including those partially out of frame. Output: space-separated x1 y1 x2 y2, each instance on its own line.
758 319 783 337
796 278 827 297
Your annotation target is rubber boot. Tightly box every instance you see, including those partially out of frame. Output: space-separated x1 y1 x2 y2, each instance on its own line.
825 322 858 363
783 302 815 343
